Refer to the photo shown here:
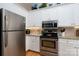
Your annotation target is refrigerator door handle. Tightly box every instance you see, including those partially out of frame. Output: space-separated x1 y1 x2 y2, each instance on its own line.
5 15 8 30
5 15 8 48
5 32 8 48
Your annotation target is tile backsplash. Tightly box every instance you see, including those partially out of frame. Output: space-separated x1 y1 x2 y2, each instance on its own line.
26 26 42 35
64 27 76 37
59 27 76 38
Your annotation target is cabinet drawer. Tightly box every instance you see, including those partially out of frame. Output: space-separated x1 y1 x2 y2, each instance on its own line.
59 39 68 43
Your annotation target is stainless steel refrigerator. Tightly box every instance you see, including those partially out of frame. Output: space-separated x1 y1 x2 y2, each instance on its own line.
0 8 26 56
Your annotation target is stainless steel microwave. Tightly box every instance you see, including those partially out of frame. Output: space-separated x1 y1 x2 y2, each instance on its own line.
42 20 58 29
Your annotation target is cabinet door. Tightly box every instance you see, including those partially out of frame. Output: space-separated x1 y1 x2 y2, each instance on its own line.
58 39 68 56
26 36 40 52
78 49 79 56
30 36 40 52
58 39 77 56
26 36 29 51
27 11 42 27
58 5 74 27
59 46 76 56
26 36 31 51
66 41 77 56
33 37 40 52
29 36 35 51
73 40 79 56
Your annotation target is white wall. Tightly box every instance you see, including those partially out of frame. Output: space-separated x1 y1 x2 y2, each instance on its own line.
0 3 28 28
27 4 78 27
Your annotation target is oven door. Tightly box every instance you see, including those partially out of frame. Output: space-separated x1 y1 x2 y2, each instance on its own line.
40 39 58 53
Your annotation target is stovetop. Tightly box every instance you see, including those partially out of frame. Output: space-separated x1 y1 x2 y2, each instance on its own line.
40 36 58 39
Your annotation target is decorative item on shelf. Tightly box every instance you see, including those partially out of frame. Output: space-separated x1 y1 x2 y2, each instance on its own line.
60 28 65 33
32 3 64 10
32 3 48 10
56 3 61 5
39 3 48 8
32 3 38 10
26 29 30 34
48 3 53 7
49 3 62 7
60 28 65 37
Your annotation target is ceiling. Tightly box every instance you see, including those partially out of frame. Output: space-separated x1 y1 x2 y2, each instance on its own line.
17 3 32 11
16 3 72 11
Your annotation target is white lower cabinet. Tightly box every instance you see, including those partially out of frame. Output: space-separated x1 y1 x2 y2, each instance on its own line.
30 36 40 52
26 35 40 52
26 36 31 51
73 40 79 56
58 39 77 56
78 49 79 56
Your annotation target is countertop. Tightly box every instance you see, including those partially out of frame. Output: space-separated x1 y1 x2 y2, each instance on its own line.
59 36 79 39
26 34 79 39
26 34 41 37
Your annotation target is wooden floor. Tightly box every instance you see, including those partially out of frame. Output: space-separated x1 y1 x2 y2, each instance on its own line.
26 50 41 56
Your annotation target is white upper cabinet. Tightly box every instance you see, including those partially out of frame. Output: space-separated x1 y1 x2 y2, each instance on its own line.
73 4 79 25
27 11 42 27
58 4 74 27
41 8 59 21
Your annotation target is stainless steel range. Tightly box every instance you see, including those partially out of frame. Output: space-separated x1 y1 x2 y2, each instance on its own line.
40 20 58 56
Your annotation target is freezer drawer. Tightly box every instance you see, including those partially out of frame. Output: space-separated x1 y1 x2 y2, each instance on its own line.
2 31 25 56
